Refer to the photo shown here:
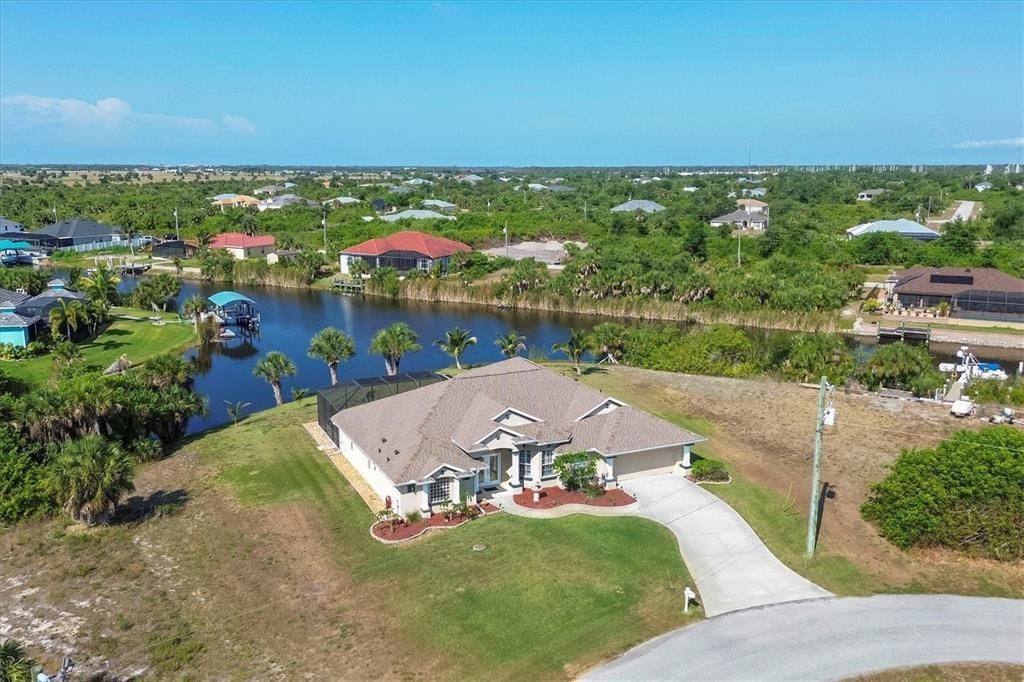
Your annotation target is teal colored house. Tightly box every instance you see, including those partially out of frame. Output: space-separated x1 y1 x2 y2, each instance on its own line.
0 300 41 347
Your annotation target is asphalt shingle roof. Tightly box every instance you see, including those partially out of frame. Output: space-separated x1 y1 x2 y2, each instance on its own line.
611 199 666 213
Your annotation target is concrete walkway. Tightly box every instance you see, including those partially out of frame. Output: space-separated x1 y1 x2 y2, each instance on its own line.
586 594 1024 680
622 474 830 616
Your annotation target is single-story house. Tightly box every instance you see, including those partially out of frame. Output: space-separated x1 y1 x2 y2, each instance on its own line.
209 232 276 259
380 209 456 223
547 184 575 193
370 198 394 214
30 217 123 249
211 194 259 210
325 357 704 517
11 279 87 320
611 199 666 213
527 183 549 191
324 196 361 207
266 249 301 265
210 193 238 201
339 230 470 275
257 194 319 211
742 187 768 198
388 185 413 195
682 186 699 193
974 182 993 192
152 239 199 258
0 301 42 347
459 174 484 184
404 178 433 186
253 185 285 196
0 216 25 232
857 188 886 201
710 209 769 230
890 267 1024 321
421 199 458 213
845 218 940 241
735 198 768 213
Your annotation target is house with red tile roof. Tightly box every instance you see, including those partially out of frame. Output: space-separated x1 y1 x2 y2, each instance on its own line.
339 230 471 275
209 232 276 260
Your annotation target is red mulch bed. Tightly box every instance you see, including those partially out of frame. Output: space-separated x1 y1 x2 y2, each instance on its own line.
371 511 476 541
513 486 636 509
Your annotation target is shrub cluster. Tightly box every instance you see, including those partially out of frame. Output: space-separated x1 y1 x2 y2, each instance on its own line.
691 458 729 482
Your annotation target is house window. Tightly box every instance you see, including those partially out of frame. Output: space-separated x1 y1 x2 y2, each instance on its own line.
541 449 555 478
418 258 431 271
519 450 532 481
429 477 450 504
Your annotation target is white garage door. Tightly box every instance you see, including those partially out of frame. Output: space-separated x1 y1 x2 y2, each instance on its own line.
614 447 679 480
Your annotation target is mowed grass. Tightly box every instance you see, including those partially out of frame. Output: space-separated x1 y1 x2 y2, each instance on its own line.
195 400 697 678
563 363 877 595
2 317 195 386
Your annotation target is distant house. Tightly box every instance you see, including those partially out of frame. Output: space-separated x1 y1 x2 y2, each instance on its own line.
30 217 122 249
324 196 361 207
339 230 471 275
388 185 413 195
380 209 456 223
0 216 24 232
370 198 394 214
857 188 886 201
682 186 699 193
209 232 276 260
210 193 239 201
974 182 993 192
253 185 285 196
611 199 666 214
845 218 940 241
735 198 768 214
266 249 301 265
742 187 767 198
527 183 549 191
421 199 458 213
211 194 259 211
152 239 198 259
710 209 769 230
889 267 1024 321
547 184 575 193
403 178 433 186
257 194 319 211
459 174 484 184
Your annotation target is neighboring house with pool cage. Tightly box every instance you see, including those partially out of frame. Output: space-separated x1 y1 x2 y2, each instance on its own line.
318 357 704 517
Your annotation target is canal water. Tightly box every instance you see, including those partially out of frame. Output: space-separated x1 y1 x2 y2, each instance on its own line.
113 278 1021 434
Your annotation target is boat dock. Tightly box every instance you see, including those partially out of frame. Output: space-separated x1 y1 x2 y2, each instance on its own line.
331 279 365 295
877 325 931 342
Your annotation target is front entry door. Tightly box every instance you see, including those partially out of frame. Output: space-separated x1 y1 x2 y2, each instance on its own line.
479 454 500 487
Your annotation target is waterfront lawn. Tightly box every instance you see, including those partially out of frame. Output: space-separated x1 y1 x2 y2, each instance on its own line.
3 317 195 386
193 400 697 678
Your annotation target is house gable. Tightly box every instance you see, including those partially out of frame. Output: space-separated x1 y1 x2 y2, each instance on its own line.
492 407 542 427
576 398 626 421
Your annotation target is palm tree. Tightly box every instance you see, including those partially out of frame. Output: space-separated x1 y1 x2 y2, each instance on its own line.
434 327 477 370
47 436 135 525
49 298 86 340
552 328 591 375
80 264 120 311
587 322 626 365
369 322 421 376
225 400 251 426
0 639 36 682
142 353 194 389
290 386 309 401
183 294 207 333
253 351 297 406
240 212 259 236
51 340 83 369
495 330 526 358
307 327 356 386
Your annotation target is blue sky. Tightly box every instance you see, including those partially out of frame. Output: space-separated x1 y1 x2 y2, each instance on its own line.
1 1 1021 165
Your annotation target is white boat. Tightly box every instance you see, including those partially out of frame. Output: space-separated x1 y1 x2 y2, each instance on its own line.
950 399 975 418
218 328 237 340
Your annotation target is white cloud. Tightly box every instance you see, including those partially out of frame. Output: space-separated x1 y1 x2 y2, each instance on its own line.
0 94 254 135
953 137 1024 150
222 114 257 135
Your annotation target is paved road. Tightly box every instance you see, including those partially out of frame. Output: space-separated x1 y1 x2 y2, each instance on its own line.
621 474 830 617
586 595 1024 680
951 200 977 222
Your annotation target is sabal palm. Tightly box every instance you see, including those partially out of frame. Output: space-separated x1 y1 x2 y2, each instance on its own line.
49 298 86 340
307 327 356 386
142 353 194 390
495 330 526 358
253 351 297 406
552 328 591 375
47 435 135 525
434 327 476 369
51 340 83 369
369 322 421 376
587 322 626 364
183 294 207 333
80 264 120 309
225 400 251 426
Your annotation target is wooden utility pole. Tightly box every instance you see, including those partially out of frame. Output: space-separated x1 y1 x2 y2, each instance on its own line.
806 376 833 557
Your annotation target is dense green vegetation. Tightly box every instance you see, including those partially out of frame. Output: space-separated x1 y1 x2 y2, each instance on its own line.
2 168 1021 312
965 378 1024 407
862 427 1024 561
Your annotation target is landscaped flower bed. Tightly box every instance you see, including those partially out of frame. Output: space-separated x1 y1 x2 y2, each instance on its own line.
513 486 636 509
371 502 498 542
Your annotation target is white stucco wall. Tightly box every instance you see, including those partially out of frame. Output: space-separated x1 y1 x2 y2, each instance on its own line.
335 426 402 511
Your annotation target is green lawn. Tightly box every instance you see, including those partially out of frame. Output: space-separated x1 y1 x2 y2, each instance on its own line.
192 400 697 677
3 317 195 386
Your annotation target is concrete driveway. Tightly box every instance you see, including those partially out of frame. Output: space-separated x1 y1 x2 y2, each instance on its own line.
586 594 1024 680
621 474 830 617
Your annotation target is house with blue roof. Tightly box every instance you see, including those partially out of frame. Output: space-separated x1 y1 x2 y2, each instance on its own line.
845 218 940 242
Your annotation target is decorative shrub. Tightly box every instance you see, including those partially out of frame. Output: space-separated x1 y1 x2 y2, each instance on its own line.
553 451 598 492
404 510 422 524
861 427 1024 561
691 458 729 482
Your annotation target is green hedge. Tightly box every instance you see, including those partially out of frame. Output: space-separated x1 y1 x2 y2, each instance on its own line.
691 458 729 482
